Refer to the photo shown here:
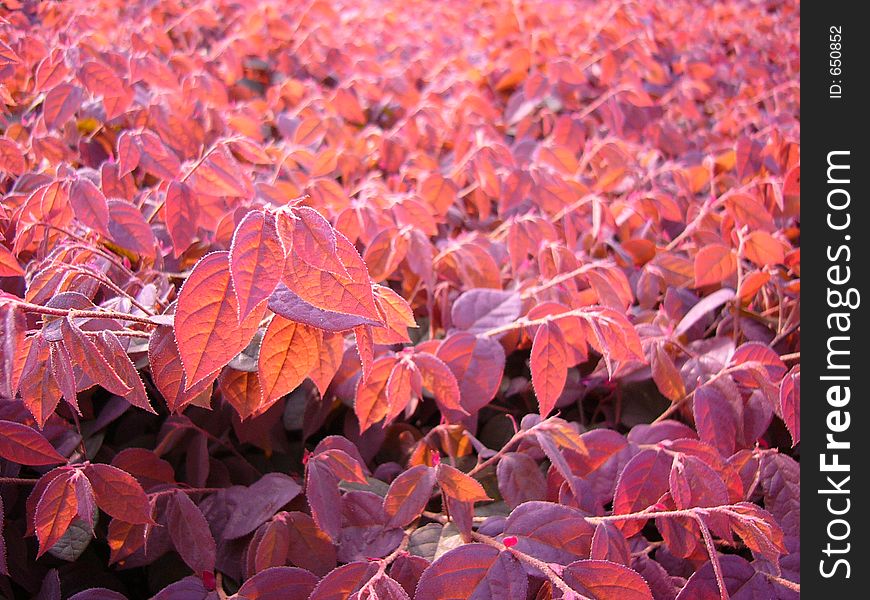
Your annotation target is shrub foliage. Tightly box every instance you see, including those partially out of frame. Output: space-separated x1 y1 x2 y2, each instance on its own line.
0 0 799 598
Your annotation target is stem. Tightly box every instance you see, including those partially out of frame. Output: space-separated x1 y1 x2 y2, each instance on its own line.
521 262 604 299
65 265 156 315
0 477 39 485
470 531 592 600
467 429 527 476
763 573 800 593
149 486 223 498
693 512 730 600
652 366 735 423
5 299 157 326
482 307 589 338
146 143 220 223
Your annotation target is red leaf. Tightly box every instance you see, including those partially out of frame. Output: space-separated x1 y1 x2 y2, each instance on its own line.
308 562 379 600
385 359 416 423
496 452 547 509
451 288 522 334
590 522 631 566
269 284 383 331
136 130 181 180
95 331 154 412
724 502 787 563
675 555 773 599
0 244 24 277
111 448 175 489
223 473 303 539
18 336 62 426
166 490 216 574
83 464 154 524
692 384 740 456
60 317 131 396
0 138 26 176
354 325 375 380
503 501 594 564
164 181 200 257
383 465 436 527
250 519 291 573
313 448 369 484
117 131 141 177
236 566 318 600
694 244 736 287
189 144 252 198
305 459 342 541
612 450 672 536
0 420 66 465
43 83 84 130
436 332 505 415
561 560 653 600
257 315 319 409
34 470 79 556
415 544 527 600
412 352 465 417
290 206 349 276
149 324 217 412
69 178 110 236
779 365 800 446
107 519 147 565
419 174 457 216
282 511 337 576
371 285 416 345
530 321 569 417
107 200 158 259
0 305 26 399
669 454 728 510
79 62 132 120
650 342 686 402
309 331 345 396
174 252 263 388
729 341 787 383
744 231 785 267
230 210 284 321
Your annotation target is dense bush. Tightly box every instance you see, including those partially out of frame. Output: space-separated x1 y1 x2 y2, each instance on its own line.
0 0 799 598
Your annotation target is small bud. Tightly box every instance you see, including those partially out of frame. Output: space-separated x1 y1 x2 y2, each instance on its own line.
201 571 216 591
502 535 518 548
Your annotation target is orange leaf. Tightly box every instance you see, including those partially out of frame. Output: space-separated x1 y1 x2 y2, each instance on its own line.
230 210 284 321
219 368 263 420
435 463 490 503
283 229 382 324
354 356 397 433
412 352 464 417
530 321 569 417
743 231 785 267
43 83 83 130
308 331 344 397
174 252 264 388
290 206 350 277
371 285 416 345
650 342 685 402
258 315 319 409
0 245 23 277
34 470 79 556
148 324 217 413
693 244 737 287
189 144 252 198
